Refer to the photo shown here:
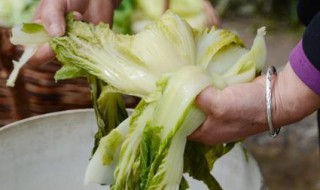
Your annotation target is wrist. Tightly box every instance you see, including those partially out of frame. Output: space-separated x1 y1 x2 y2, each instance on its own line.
219 80 268 129
271 63 320 127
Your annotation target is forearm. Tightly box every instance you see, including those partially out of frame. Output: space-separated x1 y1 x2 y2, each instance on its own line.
269 63 320 127
191 63 319 145
252 63 320 130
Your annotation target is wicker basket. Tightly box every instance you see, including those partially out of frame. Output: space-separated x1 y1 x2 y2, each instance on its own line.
23 60 93 116
23 60 140 113
0 62 16 126
0 28 29 127
0 26 93 126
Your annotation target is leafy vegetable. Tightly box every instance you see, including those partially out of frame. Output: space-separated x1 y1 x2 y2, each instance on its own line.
84 116 131 185
50 12 196 98
50 11 266 189
8 21 128 156
7 10 267 190
131 0 210 33
6 23 50 87
113 0 213 34
87 77 128 155
139 66 213 190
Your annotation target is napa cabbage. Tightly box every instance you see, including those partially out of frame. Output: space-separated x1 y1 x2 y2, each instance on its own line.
7 10 266 190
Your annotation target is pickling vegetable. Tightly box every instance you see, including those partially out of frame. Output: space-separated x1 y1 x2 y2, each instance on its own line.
7 10 266 190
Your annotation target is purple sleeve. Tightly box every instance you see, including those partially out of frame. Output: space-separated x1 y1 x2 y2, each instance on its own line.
289 40 320 95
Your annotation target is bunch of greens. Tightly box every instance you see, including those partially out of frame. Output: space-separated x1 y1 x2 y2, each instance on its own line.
7 11 266 190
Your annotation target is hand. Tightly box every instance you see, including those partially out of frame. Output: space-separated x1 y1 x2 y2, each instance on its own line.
188 78 268 145
30 0 120 65
203 0 221 27
189 63 320 145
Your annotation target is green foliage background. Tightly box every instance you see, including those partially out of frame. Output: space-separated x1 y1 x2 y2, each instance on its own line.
210 0 300 26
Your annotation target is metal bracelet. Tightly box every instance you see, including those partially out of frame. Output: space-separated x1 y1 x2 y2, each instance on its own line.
265 66 280 138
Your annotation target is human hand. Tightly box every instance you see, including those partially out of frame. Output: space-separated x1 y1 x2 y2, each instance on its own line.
188 63 320 145
203 0 221 27
188 79 268 145
30 0 120 65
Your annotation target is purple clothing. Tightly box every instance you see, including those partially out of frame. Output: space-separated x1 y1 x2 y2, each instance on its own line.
289 40 320 95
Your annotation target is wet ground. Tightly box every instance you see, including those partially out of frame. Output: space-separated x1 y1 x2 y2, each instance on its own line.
221 18 319 190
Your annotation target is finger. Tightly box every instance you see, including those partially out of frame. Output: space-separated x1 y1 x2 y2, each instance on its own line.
187 125 216 145
34 0 89 37
72 11 83 20
83 0 115 25
187 123 226 146
33 0 44 20
39 0 67 37
28 43 55 66
203 0 221 27
187 127 202 141
195 86 219 114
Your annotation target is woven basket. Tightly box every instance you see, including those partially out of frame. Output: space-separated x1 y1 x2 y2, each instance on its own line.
0 26 93 126
23 60 93 116
0 28 29 127
22 60 140 116
0 62 15 126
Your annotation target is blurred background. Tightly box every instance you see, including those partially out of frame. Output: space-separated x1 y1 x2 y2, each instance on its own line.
212 1 319 190
0 0 319 189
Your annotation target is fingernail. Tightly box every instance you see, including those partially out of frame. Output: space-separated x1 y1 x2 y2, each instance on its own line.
33 19 42 24
50 23 63 37
72 11 83 20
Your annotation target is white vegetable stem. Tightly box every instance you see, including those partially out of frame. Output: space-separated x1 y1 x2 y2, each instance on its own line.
145 66 212 189
84 117 130 185
6 24 51 87
6 45 37 87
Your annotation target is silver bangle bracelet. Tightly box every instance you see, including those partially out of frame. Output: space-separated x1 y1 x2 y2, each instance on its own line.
265 66 280 138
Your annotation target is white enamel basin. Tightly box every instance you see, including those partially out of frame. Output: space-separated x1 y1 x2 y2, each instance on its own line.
0 109 265 190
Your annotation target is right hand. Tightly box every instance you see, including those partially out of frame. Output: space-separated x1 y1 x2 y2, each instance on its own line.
30 0 120 65
188 63 320 145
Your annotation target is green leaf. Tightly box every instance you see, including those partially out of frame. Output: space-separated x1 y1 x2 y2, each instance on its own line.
179 176 189 190
113 0 135 34
84 117 131 185
183 141 223 190
97 87 128 132
21 23 45 33
54 63 88 81
112 100 157 190
140 123 162 190
87 76 128 156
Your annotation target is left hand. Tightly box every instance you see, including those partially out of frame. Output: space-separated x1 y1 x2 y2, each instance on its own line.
203 0 221 27
30 0 120 65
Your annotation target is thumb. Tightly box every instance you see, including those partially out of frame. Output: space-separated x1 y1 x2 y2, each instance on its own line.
195 86 220 114
83 0 117 25
34 0 67 37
